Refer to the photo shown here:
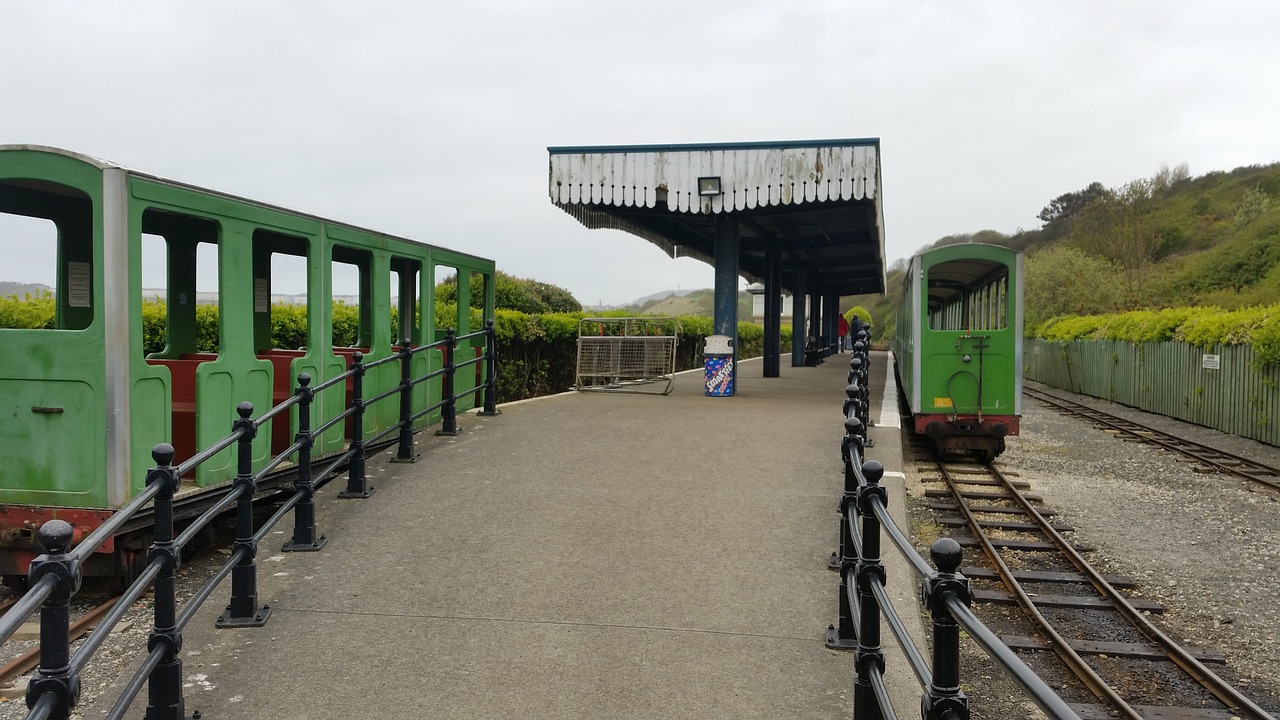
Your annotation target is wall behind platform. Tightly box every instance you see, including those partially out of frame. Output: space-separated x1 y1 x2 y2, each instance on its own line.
1025 339 1280 446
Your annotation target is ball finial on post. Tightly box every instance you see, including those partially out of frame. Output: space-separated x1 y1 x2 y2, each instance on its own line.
37 520 75 555
152 442 176 467
930 537 963 574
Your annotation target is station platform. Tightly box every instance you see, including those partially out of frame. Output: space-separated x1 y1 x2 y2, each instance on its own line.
148 351 922 719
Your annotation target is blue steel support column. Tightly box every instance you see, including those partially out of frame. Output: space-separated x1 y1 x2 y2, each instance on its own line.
763 237 781 378
791 270 808 367
713 215 740 375
809 286 823 355
826 292 840 356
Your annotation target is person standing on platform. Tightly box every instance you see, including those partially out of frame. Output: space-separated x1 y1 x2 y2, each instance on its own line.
837 313 849 352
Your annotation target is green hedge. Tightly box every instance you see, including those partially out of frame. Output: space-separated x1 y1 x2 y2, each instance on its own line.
0 291 55 329
2 296 794 400
490 312 792 401
1031 304 1280 368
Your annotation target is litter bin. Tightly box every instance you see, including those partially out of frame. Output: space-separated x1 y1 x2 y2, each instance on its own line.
704 334 735 397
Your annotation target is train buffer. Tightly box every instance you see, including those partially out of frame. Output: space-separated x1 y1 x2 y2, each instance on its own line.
111 354 918 719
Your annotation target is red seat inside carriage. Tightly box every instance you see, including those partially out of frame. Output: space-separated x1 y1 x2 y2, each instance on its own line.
144 353 217 471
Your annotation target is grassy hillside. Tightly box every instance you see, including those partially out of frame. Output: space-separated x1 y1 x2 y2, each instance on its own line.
628 289 754 319
844 161 1280 341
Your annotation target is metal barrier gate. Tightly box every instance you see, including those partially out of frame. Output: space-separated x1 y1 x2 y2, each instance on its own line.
575 317 678 395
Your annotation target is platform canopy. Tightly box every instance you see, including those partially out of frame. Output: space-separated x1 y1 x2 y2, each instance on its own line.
547 138 886 296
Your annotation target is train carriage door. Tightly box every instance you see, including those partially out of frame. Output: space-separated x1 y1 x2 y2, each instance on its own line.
392 256 428 428
138 209 221 481
464 270 491 410
252 231 312 457
428 264 460 424
922 255 1010 418
0 174 106 512
329 245 374 444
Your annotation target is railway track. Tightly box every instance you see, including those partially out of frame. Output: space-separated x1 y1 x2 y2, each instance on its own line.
0 594 122 692
1023 387 1280 491
920 447 1275 719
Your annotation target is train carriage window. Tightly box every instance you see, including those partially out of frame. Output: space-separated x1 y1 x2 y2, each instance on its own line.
433 265 460 339
0 181 94 330
252 231 309 351
137 210 221 358
925 259 1008 333
470 271 487 316
0 213 59 328
332 246 370 349
391 256 421 344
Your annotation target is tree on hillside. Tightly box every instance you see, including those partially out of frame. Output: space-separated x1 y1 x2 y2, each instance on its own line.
1069 179 1165 305
435 271 582 314
1150 162 1191 195
1038 182 1110 232
1023 245 1124 327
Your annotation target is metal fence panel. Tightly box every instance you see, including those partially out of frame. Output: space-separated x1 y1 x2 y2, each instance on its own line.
1025 339 1280 447
575 317 678 395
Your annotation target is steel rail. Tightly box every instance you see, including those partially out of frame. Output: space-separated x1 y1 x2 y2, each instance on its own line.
983 460 1276 719
1024 388 1280 491
933 456 1142 717
0 595 120 687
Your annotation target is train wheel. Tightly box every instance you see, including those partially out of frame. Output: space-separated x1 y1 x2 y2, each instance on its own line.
107 548 149 595
971 448 996 464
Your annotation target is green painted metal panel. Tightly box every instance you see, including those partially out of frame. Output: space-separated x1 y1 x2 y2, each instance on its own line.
0 149 109 508
896 243 1022 422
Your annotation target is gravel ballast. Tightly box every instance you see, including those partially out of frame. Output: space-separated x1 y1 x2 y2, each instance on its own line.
992 382 1280 710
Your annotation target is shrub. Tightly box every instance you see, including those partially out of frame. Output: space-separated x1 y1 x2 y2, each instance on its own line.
1031 303 1280 368
332 301 359 347
0 291 55 329
141 298 166 353
270 302 309 350
844 306 872 326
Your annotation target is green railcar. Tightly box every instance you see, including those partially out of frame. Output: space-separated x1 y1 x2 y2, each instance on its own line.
0 145 495 579
892 243 1023 460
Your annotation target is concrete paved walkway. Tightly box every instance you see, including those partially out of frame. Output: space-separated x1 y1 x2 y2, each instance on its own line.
143 352 922 719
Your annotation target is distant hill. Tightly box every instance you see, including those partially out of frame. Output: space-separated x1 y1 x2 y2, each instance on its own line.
612 288 754 318
629 288 697 306
0 282 51 298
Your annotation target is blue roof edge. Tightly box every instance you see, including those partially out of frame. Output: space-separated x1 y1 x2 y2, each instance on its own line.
547 138 880 154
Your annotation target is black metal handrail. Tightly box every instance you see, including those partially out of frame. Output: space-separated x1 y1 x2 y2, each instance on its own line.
6 320 500 720
830 331 1081 720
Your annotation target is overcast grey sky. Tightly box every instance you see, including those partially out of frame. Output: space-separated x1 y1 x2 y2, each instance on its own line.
3 1 1278 305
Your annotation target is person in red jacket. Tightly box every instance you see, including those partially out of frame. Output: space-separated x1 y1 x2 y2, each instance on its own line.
837 313 849 352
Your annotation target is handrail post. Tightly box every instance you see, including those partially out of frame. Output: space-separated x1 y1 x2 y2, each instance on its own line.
921 538 971 720
842 416 864 494
824 491 858 651
853 339 874 447
478 319 501 416
437 328 462 436
144 443 185 720
25 520 82 720
339 352 375 498
217 402 271 628
853 460 887 718
391 340 422 463
830 416 864 572
284 375 326 551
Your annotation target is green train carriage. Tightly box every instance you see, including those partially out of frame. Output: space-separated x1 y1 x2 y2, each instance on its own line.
892 243 1023 460
0 145 495 580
